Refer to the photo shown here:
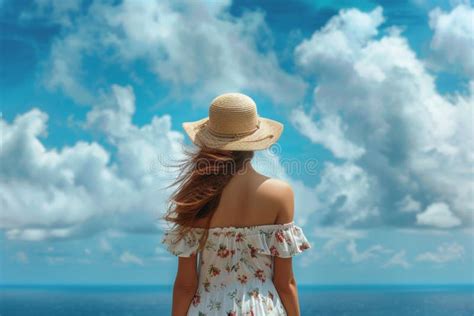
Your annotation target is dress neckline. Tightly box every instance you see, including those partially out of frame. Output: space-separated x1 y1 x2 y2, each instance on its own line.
192 221 295 231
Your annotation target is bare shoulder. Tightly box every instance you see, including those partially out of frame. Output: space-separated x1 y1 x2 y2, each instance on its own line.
258 178 293 196
256 178 294 223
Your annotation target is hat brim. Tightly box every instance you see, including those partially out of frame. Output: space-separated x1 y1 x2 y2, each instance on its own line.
182 117 283 151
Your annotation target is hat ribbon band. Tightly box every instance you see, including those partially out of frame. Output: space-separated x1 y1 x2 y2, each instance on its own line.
206 120 261 138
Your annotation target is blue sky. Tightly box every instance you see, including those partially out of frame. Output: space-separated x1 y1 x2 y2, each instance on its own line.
1 0 473 285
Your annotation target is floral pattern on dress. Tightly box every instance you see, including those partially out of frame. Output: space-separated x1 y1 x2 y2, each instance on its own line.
161 222 311 316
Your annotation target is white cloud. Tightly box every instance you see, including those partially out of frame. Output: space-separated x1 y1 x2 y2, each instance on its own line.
314 226 367 252
0 84 184 241
85 85 136 140
291 5 474 229
416 202 462 229
295 6 384 76
396 195 422 213
42 0 306 106
428 3 474 77
311 161 380 227
416 242 465 263
302 227 418 269
346 239 392 263
300 227 367 267
383 249 411 269
120 250 144 266
43 25 96 105
291 108 366 160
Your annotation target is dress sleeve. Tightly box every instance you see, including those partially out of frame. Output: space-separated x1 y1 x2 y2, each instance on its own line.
256 223 312 258
160 226 204 257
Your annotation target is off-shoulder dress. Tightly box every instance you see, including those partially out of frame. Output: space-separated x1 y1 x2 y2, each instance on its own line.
161 221 312 316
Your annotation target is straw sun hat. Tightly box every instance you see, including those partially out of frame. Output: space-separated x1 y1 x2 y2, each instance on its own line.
182 92 284 151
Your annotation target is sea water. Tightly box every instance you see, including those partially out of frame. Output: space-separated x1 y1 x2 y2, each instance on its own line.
1 284 473 315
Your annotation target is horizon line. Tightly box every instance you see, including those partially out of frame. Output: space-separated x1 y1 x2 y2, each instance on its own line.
1 283 473 287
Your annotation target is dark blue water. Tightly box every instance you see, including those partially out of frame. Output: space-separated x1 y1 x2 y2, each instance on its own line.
1 284 473 316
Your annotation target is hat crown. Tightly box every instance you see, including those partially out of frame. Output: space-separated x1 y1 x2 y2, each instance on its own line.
208 93 259 135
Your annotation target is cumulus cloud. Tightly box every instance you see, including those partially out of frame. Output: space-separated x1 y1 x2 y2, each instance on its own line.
416 242 465 263
295 6 384 78
311 161 380 227
428 3 474 77
291 5 474 229
291 108 366 160
416 202 462 229
0 84 184 241
41 0 306 106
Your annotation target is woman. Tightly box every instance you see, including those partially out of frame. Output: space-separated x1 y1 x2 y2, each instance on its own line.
161 92 311 316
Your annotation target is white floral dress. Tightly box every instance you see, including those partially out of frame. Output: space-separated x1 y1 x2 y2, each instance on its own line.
161 221 311 316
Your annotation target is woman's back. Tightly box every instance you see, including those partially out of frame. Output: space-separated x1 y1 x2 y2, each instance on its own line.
162 164 311 315
193 164 289 229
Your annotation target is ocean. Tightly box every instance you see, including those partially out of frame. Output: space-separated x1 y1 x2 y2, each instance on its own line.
1 284 473 316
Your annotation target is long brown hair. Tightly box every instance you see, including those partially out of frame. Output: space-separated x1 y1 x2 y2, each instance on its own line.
162 144 254 251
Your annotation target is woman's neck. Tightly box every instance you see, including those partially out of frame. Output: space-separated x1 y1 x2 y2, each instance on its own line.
238 159 255 175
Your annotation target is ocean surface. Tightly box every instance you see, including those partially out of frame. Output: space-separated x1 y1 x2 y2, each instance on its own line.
1 284 473 316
